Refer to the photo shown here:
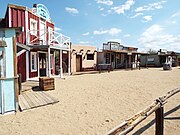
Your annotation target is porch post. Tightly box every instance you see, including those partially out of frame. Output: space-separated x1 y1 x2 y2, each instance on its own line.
48 47 51 77
53 51 55 75
60 49 63 78
68 50 71 76
26 51 29 80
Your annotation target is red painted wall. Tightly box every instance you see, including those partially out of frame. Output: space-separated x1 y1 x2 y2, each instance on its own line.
10 8 26 44
17 52 26 82
3 5 55 81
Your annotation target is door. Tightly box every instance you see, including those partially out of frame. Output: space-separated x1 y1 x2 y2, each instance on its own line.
40 20 46 45
39 53 47 76
76 55 82 72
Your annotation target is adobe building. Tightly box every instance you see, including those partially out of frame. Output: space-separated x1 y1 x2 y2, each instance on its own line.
71 44 97 73
0 4 71 82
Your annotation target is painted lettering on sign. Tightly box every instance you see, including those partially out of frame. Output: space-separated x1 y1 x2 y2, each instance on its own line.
36 4 50 20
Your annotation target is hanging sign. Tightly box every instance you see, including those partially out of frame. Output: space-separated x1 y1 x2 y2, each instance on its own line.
36 4 50 20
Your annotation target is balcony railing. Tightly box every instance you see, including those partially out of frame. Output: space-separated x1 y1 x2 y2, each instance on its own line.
27 29 71 50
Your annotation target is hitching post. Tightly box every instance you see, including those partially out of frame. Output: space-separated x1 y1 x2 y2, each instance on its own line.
155 106 164 135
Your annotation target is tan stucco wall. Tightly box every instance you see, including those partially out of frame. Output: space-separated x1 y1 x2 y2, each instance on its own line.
71 45 97 73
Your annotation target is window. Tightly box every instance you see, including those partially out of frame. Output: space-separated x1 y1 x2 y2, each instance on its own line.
87 54 94 60
31 52 37 72
0 49 5 78
30 18 38 36
48 27 53 44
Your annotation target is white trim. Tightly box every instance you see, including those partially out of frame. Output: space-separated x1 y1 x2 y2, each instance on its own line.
30 52 37 72
40 19 46 45
17 49 26 57
30 18 38 36
26 51 29 80
1 80 4 114
9 7 12 27
48 27 53 45
25 10 29 44
37 53 40 77
48 47 51 77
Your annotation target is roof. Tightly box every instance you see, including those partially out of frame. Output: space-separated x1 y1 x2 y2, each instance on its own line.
103 50 147 55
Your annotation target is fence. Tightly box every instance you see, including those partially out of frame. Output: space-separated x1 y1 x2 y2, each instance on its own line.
106 87 180 135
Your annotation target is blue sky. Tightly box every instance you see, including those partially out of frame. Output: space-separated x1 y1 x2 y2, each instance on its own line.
0 0 180 52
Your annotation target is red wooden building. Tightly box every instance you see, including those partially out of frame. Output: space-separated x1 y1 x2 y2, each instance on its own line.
0 4 71 82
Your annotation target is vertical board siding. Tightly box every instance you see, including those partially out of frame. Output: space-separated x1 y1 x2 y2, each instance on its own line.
17 52 26 82
10 8 26 44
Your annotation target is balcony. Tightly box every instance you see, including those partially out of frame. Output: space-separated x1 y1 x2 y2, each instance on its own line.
27 29 71 50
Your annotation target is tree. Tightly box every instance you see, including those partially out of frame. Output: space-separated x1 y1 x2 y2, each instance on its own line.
147 49 157 54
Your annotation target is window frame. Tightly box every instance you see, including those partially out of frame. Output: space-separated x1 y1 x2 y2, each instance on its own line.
31 52 37 72
30 18 38 36
87 53 94 60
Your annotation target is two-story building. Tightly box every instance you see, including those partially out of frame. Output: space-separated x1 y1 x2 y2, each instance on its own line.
0 4 71 82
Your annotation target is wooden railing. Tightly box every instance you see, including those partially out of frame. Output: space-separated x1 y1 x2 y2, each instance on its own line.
27 29 70 49
106 87 180 135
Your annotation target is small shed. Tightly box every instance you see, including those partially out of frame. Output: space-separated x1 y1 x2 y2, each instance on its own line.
0 27 21 114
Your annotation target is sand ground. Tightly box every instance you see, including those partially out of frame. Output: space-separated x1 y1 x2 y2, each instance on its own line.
0 67 180 135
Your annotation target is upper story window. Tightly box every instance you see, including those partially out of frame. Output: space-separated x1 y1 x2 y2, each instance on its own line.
48 27 53 44
30 18 38 36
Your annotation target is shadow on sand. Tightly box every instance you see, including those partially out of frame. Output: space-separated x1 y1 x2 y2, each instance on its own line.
132 104 180 135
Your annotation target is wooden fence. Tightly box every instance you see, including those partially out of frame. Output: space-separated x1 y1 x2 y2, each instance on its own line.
106 87 180 135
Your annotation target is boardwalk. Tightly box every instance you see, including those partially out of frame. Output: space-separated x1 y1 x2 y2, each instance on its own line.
19 91 59 111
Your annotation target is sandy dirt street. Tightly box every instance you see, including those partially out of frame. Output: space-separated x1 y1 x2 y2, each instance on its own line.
0 67 180 135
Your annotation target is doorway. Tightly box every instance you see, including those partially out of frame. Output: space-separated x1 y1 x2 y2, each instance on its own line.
76 55 82 72
39 53 47 76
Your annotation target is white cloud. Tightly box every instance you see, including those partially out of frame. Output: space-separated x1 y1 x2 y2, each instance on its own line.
94 30 108 35
54 27 61 31
171 11 180 18
82 32 90 36
130 12 143 18
138 24 180 52
135 1 166 13
99 7 104 11
143 15 152 22
124 34 131 37
108 39 122 43
93 28 122 36
65 7 79 14
111 0 135 14
79 41 89 44
96 0 113 6
109 28 122 35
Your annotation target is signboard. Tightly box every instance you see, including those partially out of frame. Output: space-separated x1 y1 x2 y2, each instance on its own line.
36 4 50 20
111 43 119 50
147 58 154 62
103 43 110 50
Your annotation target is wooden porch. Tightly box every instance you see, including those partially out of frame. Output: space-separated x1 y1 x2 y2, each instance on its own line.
19 80 58 111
